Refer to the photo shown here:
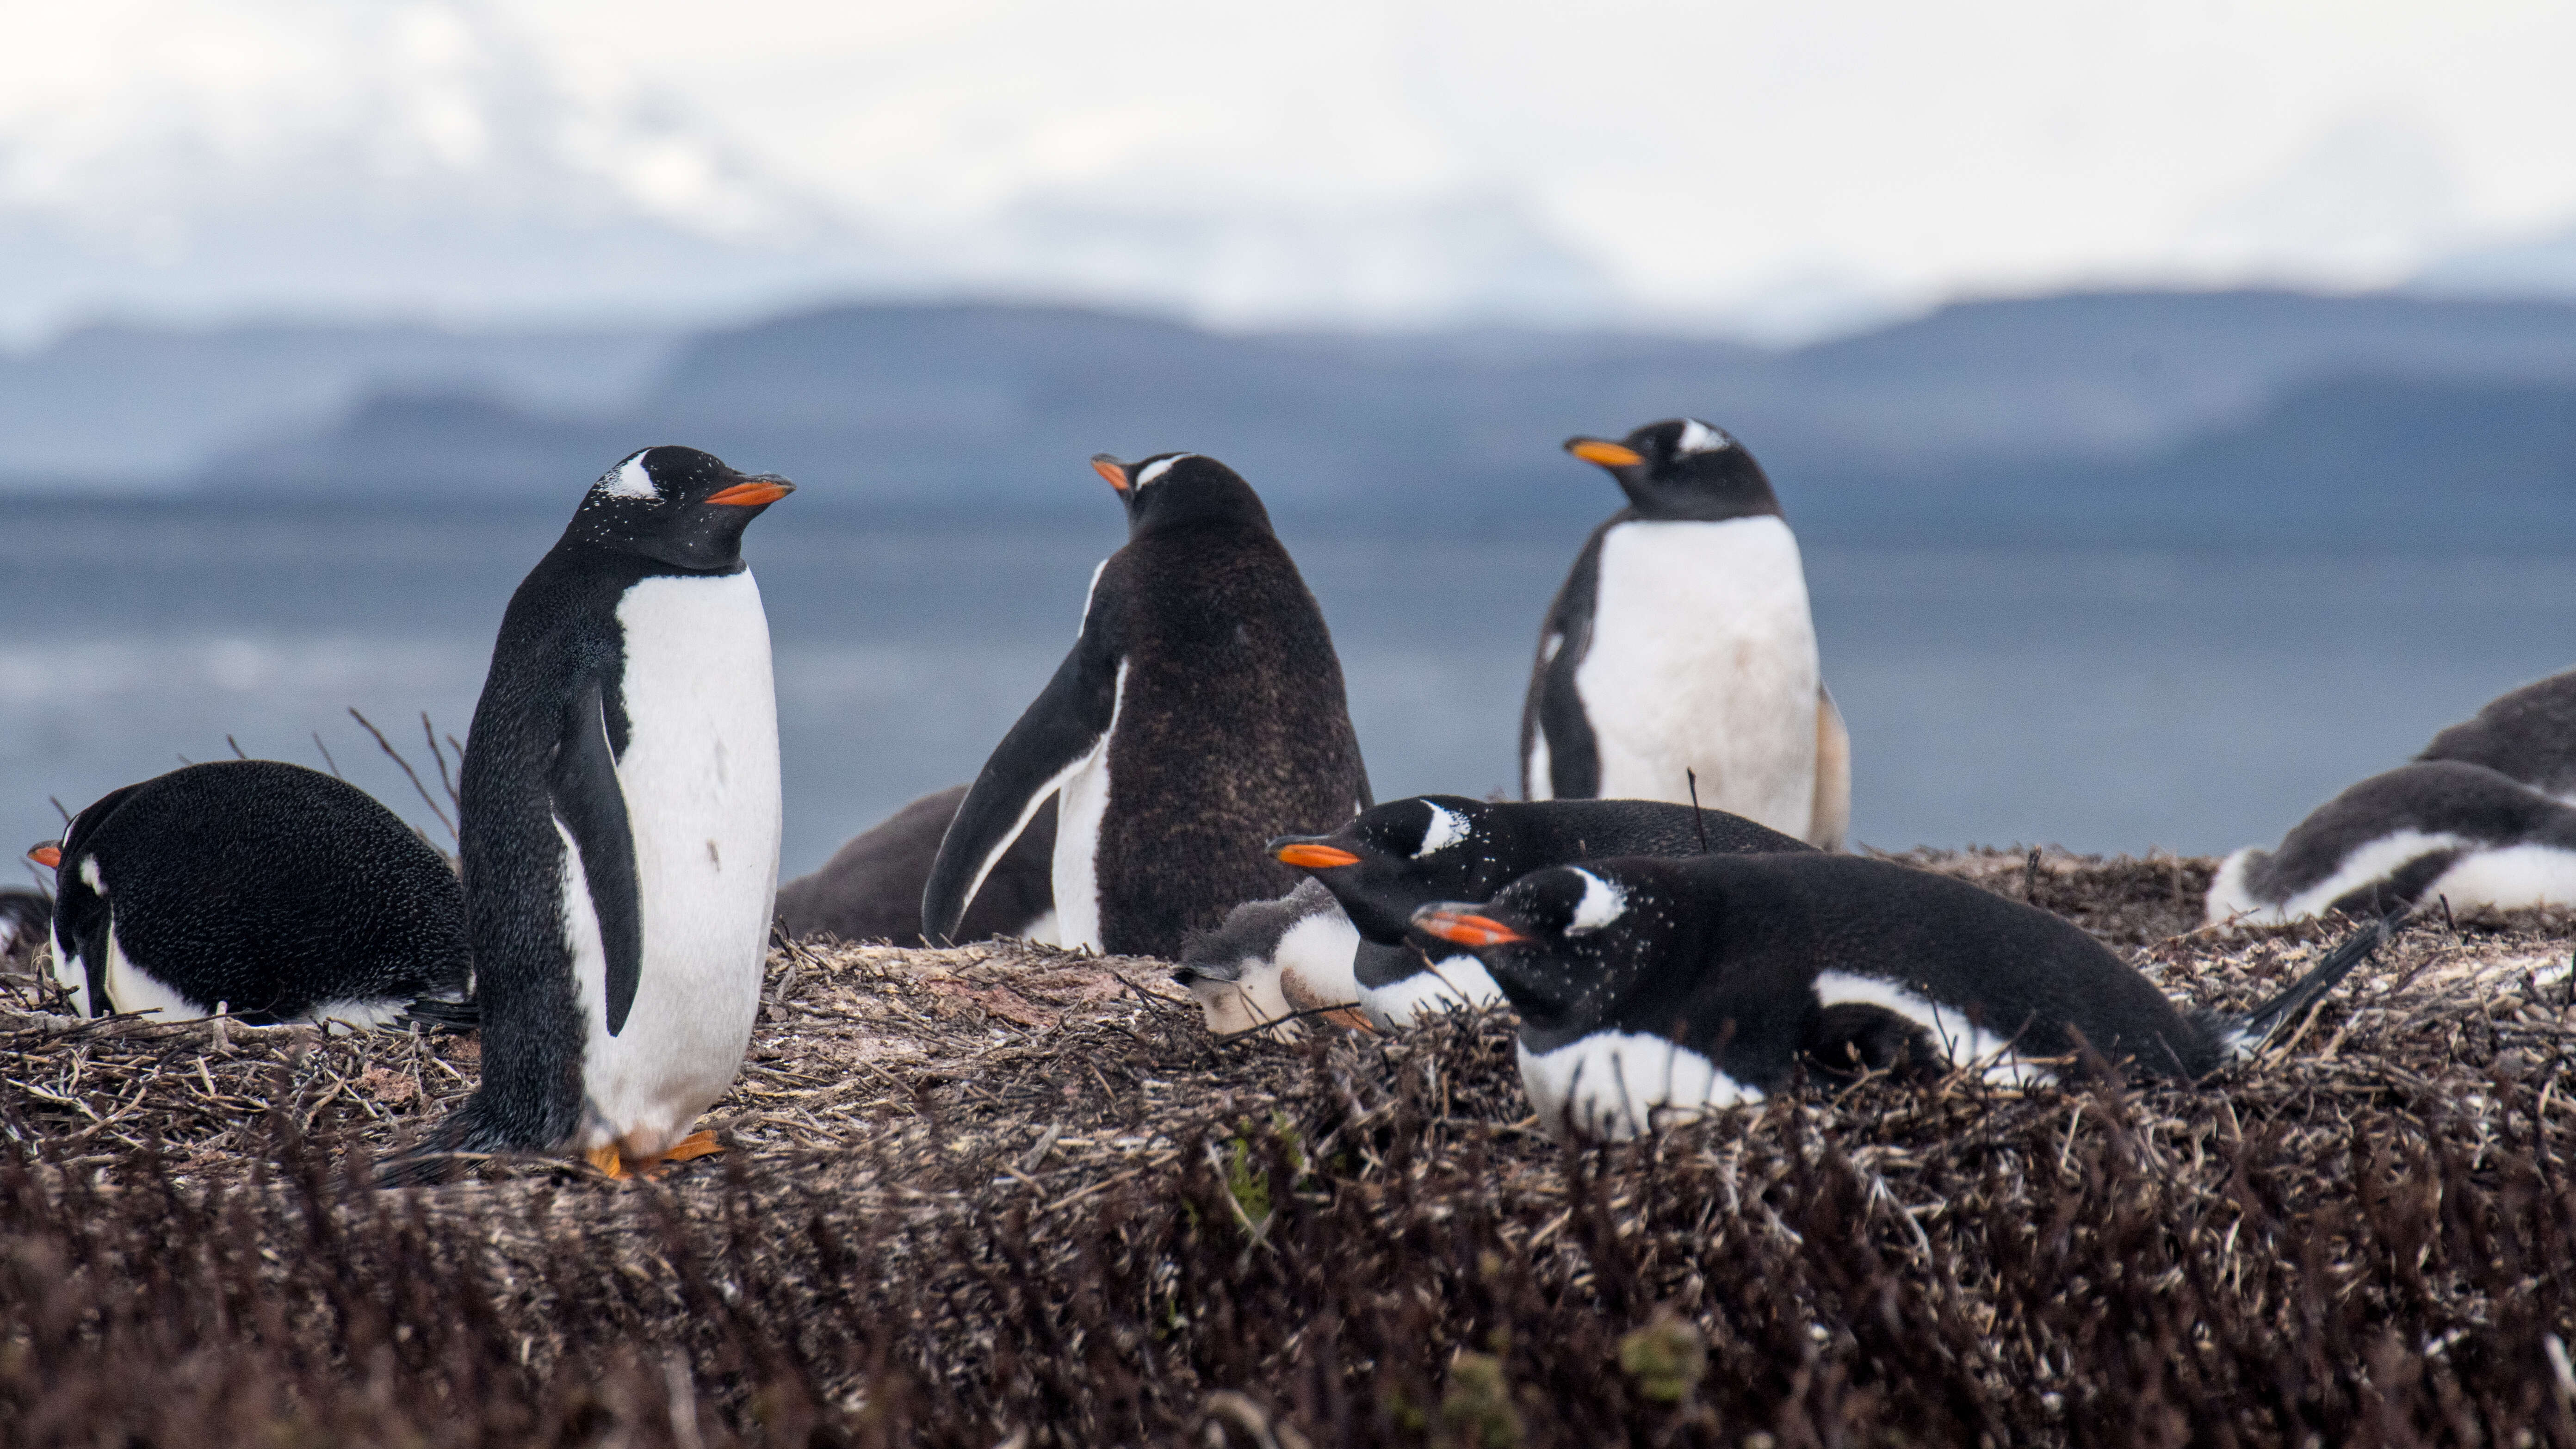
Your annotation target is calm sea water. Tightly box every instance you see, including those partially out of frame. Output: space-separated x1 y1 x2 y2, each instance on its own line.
5 499 2573 888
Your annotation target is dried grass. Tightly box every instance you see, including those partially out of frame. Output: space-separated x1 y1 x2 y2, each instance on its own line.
1 849 2571 1447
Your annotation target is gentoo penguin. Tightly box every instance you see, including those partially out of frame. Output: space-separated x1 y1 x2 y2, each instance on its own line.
1523 419 1849 849
1413 853 2393 1139
0 888 47 961
2417 668 2576 802
2205 760 2576 925
1173 877 1367 1039
922 452 1372 958
775 787 1057 944
422 446 791 1182
26 761 471 1026
1270 794 1808 1028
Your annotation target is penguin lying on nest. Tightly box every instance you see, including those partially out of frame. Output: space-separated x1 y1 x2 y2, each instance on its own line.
384 446 793 1185
1174 878 1369 1040
1259 794 1808 1030
775 786 1056 945
1412 853 2396 1140
0 888 49 962
2206 761 2576 926
27 761 471 1027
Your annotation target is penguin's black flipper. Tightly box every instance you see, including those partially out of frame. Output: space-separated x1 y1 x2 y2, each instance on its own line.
1521 525 1607 799
550 669 644 1034
2230 903 2411 1048
923 631 1119 944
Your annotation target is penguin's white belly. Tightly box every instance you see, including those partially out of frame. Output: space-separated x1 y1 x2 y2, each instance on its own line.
1361 954 1505 1030
1577 517 1820 836
1517 1032 1762 1141
1049 661 1129 953
570 570 781 1156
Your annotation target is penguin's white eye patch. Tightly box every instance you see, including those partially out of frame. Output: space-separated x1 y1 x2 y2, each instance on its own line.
1134 454 1192 488
1415 803 1470 858
597 452 657 500
1674 420 1731 456
1566 870 1626 934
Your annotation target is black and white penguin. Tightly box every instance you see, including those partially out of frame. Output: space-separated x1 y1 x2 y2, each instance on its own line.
1269 794 1809 1028
2416 668 2576 802
1412 853 2391 1139
26 761 471 1025
421 445 792 1181
1523 420 1849 849
0 887 48 962
1173 877 1367 1039
775 786 1057 945
922 452 1372 957
2205 760 2576 926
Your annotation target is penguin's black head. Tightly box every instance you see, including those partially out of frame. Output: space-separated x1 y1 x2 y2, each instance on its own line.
1269 795 1495 943
1562 418 1782 522
1411 862 1685 1032
1090 452 1274 538
570 446 796 572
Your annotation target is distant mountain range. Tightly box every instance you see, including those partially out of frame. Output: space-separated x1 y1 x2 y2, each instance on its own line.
8 288 2576 546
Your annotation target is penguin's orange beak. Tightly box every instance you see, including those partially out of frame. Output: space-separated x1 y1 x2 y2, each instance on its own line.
1411 907 1529 947
27 843 62 869
1273 842 1360 870
1566 438 1643 467
1090 455 1130 494
706 477 795 507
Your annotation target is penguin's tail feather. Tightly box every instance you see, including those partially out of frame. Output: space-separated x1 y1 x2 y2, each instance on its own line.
372 1092 524 1188
2226 902 2411 1054
396 992 478 1032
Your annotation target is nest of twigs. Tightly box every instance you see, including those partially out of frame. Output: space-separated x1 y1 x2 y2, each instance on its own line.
1 848 2571 1448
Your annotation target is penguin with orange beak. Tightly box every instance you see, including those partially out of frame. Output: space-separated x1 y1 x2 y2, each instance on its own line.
1525 420 1850 849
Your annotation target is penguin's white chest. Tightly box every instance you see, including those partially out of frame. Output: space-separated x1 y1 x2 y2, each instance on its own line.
566 570 782 1156
1577 518 1820 834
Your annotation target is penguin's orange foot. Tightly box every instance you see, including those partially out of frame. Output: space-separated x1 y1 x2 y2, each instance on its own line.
661 1130 724 1164
585 1144 633 1180
1320 1005 1378 1034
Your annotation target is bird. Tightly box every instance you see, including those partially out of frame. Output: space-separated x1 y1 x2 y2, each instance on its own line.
1523 419 1848 849
27 761 471 1026
1173 877 1369 1039
1412 853 2393 1140
0 888 48 962
401 445 792 1183
2205 760 2576 926
775 786 1056 945
923 451 1371 958
2415 668 2576 803
1269 793 1809 1028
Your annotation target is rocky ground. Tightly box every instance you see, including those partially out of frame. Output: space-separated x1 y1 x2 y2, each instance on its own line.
0 848 2570 1447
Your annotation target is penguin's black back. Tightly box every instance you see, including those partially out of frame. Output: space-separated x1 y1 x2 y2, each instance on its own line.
1551 854 2217 1083
49 761 469 1023
776 786 1056 943
1088 508 1370 955
2237 760 2576 916
2418 669 2576 798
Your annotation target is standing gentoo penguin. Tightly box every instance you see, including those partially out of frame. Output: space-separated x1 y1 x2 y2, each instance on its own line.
421 446 791 1181
922 452 1372 958
1173 877 1367 1039
2204 761 2576 925
775 787 1057 944
1269 794 1808 1028
26 761 471 1025
1523 419 1849 849
2416 668 2576 802
1413 854 2394 1139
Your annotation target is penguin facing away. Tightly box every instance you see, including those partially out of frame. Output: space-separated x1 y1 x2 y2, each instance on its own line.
2416 668 2576 803
775 786 1058 945
1523 419 1849 850
1173 877 1368 1039
923 452 1372 958
1269 793 1809 1028
411 446 792 1182
27 761 471 1026
2205 760 2576 926
1412 853 2392 1140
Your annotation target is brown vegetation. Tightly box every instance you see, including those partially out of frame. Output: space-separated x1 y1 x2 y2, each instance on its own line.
0 849 2571 1447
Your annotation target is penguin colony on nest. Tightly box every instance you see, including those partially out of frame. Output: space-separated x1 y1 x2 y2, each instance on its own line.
14 417 2562 1171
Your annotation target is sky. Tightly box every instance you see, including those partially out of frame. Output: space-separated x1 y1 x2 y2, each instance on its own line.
3 0 2574 341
